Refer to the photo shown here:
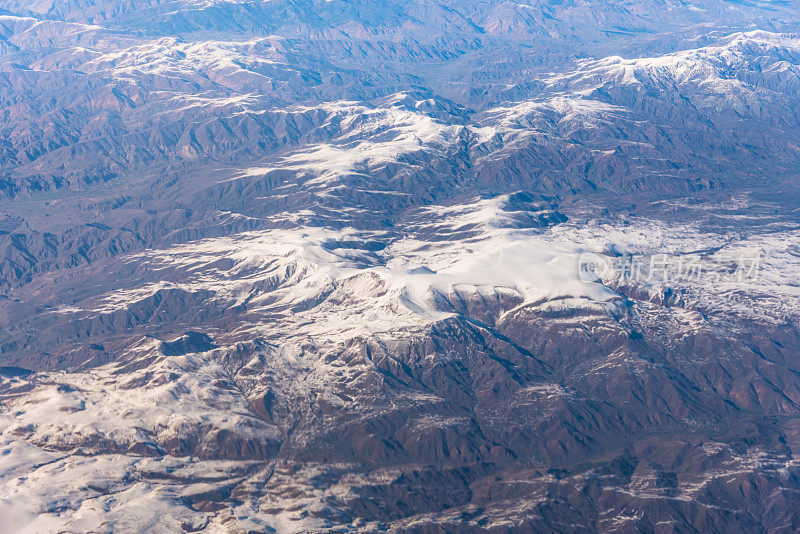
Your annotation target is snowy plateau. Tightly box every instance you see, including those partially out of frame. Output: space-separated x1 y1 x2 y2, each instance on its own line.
2 0 800 532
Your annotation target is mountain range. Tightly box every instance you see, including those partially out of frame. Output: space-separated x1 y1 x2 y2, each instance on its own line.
2 1 800 532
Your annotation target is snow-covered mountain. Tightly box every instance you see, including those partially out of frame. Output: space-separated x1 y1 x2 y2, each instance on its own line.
2 1 800 532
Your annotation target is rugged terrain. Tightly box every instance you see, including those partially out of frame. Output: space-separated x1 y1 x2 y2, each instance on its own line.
2 1 800 532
